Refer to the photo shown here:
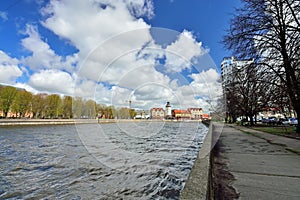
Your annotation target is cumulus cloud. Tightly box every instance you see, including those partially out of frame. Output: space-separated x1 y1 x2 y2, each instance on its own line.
190 68 220 83
165 30 209 72
0 50 23 84
125 0 154 18
77 28 157 84
0 65 23 84
189 68 222 98
21 24 77 72
39 0 163 96
28 69 75 95
41 0 151 56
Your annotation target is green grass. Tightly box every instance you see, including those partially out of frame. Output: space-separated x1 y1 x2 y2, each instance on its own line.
251 126 295 135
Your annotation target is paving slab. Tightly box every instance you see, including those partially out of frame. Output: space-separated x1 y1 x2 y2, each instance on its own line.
234 172 300 200
216 124 300 199
232 125 300 154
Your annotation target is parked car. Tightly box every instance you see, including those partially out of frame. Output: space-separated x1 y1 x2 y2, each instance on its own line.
261 117 269 124
280 118 290 125
264 116 278 125
288 118 298 126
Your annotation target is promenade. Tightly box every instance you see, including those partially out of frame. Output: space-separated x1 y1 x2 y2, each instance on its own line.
214 123 300 199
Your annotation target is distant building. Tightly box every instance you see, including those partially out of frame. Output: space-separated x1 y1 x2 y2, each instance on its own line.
221 57 254 121
150 103 206 121
200 113 211 120
150 108 165 120
172 109 191 120
165 102 172 119
187 108 203 120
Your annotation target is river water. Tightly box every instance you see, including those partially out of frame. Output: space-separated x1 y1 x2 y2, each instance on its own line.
0 121 207 199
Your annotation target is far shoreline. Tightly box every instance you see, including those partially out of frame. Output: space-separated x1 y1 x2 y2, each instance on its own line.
0 118 205 126
0 118 99 126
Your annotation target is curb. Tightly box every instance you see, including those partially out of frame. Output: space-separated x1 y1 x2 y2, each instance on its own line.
180 122 213 200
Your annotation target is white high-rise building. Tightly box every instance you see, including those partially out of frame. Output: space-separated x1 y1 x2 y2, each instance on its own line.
221 56 253 88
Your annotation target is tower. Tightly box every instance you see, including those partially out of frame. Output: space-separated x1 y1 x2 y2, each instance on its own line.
165 102 172 119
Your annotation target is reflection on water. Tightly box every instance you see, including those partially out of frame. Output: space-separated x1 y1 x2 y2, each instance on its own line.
0 122 207 199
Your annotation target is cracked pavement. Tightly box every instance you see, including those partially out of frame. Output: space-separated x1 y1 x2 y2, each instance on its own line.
215 124 300 200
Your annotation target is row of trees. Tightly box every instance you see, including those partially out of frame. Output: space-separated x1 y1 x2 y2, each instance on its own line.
224 61 293 124
223 0 299 132
0 86 136 119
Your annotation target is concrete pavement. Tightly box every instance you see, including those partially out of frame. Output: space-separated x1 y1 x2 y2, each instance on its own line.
232 125 300 155
214 124 300 200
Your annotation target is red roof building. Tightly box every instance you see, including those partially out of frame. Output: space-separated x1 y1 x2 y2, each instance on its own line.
172 109 191 119
201 113 211 120
150 108 165 119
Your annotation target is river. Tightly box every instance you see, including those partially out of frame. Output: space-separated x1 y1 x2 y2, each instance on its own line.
0 121 207 199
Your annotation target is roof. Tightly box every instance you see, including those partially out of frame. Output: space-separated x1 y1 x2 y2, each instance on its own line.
187 108 202 111
173 109 189 114
150 108 164 111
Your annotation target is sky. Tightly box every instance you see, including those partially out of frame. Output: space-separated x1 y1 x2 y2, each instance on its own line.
0 0 242 112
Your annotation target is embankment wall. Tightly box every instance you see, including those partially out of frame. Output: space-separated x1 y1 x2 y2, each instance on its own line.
180 121 214 200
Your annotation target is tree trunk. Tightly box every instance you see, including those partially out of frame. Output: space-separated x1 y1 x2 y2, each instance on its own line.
249 115 254 126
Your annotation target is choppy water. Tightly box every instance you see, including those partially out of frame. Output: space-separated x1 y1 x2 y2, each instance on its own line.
0 121 207 199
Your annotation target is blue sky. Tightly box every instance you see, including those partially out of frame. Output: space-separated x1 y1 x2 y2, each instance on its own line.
148 0 241 65
0 0 241 111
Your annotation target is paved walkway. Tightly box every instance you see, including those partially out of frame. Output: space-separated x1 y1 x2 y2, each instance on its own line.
215 123 300 200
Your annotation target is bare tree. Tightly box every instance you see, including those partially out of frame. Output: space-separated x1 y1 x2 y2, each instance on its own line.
225 62 270 125
224 0 300 131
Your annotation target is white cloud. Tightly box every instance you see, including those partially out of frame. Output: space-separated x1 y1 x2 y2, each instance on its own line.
106 61 170 89
0 50 19 66
0 50 23 84
41 0 151 56
28 69 75 95
125 0 154 18
189 68 220 83
40 0 162 95
77 28 156 84
165 30 209 72
189 68 222 98
21 24 61 69
21 24 77 72
0 65 23 84
0 11 8 21
74 79 104 100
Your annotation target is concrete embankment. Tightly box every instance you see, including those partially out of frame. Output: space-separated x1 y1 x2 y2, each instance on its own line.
0 119 205 126
180 121 216 200
0 119 102 126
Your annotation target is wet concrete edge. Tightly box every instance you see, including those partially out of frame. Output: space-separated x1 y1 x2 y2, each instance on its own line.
180 122 213 200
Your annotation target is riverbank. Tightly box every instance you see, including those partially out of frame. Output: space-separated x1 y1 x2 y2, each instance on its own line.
0 118 204 126
180 121 214 199
0 118 100 126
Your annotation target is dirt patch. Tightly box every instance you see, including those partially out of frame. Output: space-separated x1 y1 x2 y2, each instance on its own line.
212 140 239 200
